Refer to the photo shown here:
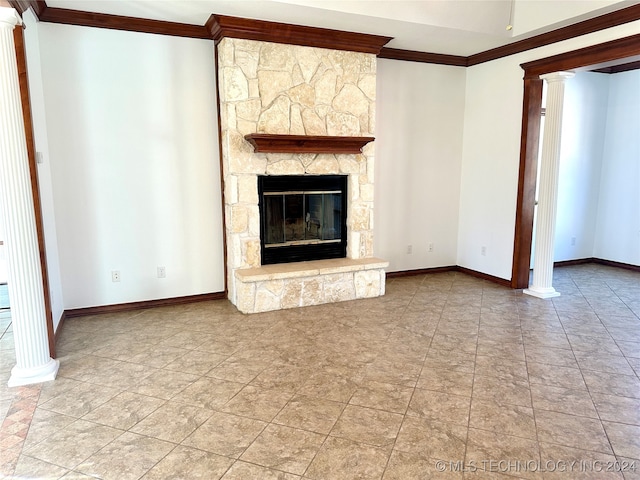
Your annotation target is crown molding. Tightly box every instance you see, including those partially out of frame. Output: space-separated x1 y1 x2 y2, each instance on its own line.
591 59 640 74
7 0 45 18
38 7 210 38
521 33 640 78
378 47 467 67
467 3 640 66
7 1 639 68
206 14 392 54
380 4 640 67
8 0 209 38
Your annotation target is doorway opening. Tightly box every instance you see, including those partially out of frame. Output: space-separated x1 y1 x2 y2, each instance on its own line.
511 35 640 289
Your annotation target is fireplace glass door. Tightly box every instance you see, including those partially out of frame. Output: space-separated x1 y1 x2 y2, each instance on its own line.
259 175 347 264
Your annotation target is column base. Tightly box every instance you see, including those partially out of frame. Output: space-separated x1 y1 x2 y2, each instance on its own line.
8 358 60 387
523 287 561 299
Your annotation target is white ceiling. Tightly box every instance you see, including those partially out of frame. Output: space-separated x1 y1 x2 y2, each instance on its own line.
45 0 638 56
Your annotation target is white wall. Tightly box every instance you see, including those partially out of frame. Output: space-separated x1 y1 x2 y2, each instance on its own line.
554 72 609 262
457 20 640 280
594 70 640 265
22 10 66 328
375 59 465 272
457 55 524 279
36 23 224 309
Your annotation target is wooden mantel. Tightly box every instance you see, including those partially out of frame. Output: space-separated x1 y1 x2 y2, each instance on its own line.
244 134 375 154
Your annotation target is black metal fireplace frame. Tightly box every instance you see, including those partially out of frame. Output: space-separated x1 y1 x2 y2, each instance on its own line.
258 175 348 265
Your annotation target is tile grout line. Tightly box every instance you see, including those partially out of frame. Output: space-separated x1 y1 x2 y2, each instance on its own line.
459 278 483 477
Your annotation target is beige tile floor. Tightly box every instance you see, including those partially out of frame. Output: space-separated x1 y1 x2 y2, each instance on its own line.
1 264 640 479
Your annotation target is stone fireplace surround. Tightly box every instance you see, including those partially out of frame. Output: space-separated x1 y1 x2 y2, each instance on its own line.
217 35 388 314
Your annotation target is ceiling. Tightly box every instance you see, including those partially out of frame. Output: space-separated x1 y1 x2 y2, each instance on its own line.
45 0 638 56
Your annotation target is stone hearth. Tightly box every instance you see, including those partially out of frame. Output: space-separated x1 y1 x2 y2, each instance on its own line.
217 37 387 313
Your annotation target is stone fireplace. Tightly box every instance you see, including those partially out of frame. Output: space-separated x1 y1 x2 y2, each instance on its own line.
217 34 388 313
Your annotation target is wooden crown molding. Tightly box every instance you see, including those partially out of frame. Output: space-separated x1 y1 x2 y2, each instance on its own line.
591 59 640 74
468 3 640 66
8 0 45 18
206 14 392 54
378 47 467 66
244 134 374 154
382 3 640 67
521 33 640 78
8 1 638 66
9 0 209 38
39 7 210 38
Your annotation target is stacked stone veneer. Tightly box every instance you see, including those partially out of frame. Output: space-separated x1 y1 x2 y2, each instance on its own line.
217 37 387 313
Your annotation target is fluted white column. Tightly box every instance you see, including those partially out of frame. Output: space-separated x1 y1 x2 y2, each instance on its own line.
524 71 574 299
0 7 59 386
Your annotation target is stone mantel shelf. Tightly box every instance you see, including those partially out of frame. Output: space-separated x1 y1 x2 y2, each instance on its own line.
244 134 375 154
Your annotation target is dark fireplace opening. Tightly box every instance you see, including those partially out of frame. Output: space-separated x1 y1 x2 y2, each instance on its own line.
258 175 348 265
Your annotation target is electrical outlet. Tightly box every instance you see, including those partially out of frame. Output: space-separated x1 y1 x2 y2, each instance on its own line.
481 246 487 256
111 270 120 282
571 237 576 246
428 243 434 253
407 245 413 254
157 266 166 278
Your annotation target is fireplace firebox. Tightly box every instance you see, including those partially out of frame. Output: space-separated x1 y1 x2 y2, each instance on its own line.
258 175 348 265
